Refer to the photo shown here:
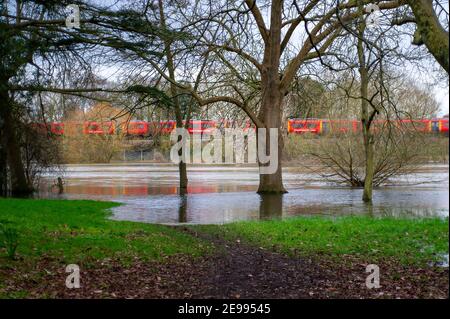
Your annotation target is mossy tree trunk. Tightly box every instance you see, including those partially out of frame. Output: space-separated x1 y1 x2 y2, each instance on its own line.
408 0 449 73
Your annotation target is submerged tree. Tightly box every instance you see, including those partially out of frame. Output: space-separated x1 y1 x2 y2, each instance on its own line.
299 0 444 202
164 0 408 194
301 72 441 191
157 0 211 194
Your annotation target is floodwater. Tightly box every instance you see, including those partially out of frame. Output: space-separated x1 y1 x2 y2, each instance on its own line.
37 163 449 225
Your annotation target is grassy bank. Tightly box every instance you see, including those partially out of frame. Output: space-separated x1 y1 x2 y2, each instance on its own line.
0 199 448 298
193 216 449 266
0 199 208 266
1 199 447 267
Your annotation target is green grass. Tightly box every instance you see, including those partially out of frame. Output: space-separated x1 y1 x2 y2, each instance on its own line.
0 198 209 266
193 216 449 266
0 198 447 268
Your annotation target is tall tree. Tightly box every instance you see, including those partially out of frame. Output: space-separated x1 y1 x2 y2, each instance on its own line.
0 0 170 195
357 3 376 202
183 0 405 193
157 0 210 194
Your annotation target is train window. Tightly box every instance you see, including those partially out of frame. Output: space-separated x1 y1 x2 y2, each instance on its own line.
292 123 305 129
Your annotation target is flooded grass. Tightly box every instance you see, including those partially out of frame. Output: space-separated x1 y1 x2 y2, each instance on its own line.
37 164 449 224
193 216 449 266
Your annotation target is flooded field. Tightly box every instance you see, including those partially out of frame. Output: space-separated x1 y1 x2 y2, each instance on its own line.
38 164 449 224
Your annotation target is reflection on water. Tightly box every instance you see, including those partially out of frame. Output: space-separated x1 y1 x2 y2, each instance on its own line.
38 164 449 225
260 194 283 220
178 195 188 223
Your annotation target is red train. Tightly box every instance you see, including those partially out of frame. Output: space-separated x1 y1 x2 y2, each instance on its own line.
36 120 218 136
34 117 449 137
287 118 449 135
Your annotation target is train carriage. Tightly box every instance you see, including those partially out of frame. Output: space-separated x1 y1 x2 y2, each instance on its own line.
121 121 150 136
184 120 217 135
50 122 65 135
287 119 322 134
83 121 115 135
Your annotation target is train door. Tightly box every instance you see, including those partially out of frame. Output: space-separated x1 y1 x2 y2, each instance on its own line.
321 120 330 134
431 120 440 133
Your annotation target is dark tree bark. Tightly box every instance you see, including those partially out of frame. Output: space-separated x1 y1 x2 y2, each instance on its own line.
360 68 375 203
0 130 7 196
0 88 32 196
178 194 188 222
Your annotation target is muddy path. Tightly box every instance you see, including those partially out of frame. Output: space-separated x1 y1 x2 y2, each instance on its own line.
3 227 447 299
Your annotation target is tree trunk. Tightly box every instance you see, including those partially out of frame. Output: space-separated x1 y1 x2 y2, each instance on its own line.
0 83 8 196
0 132 7 196
0 90 7 196
408 0 449 73
4 113 31 196
0 89 31 196
257 0 286 194
257 81 287 194
178 160 188 194
178 194 188 222
360 66 374 203
358 7 374 203
362 131 375 202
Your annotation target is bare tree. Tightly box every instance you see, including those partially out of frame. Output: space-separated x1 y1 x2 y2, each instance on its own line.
308 0 435 202
170 0 406 194
307 128 430 188
157 0 213 194
297 70 441 191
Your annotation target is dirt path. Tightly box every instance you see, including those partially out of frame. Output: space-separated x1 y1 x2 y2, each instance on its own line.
1 227 448 299
158 228 448 299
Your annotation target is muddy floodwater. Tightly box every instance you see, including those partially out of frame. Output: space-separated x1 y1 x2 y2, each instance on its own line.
38 164 449 225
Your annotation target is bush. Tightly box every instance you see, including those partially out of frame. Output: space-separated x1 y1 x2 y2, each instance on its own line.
283 128 446 187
